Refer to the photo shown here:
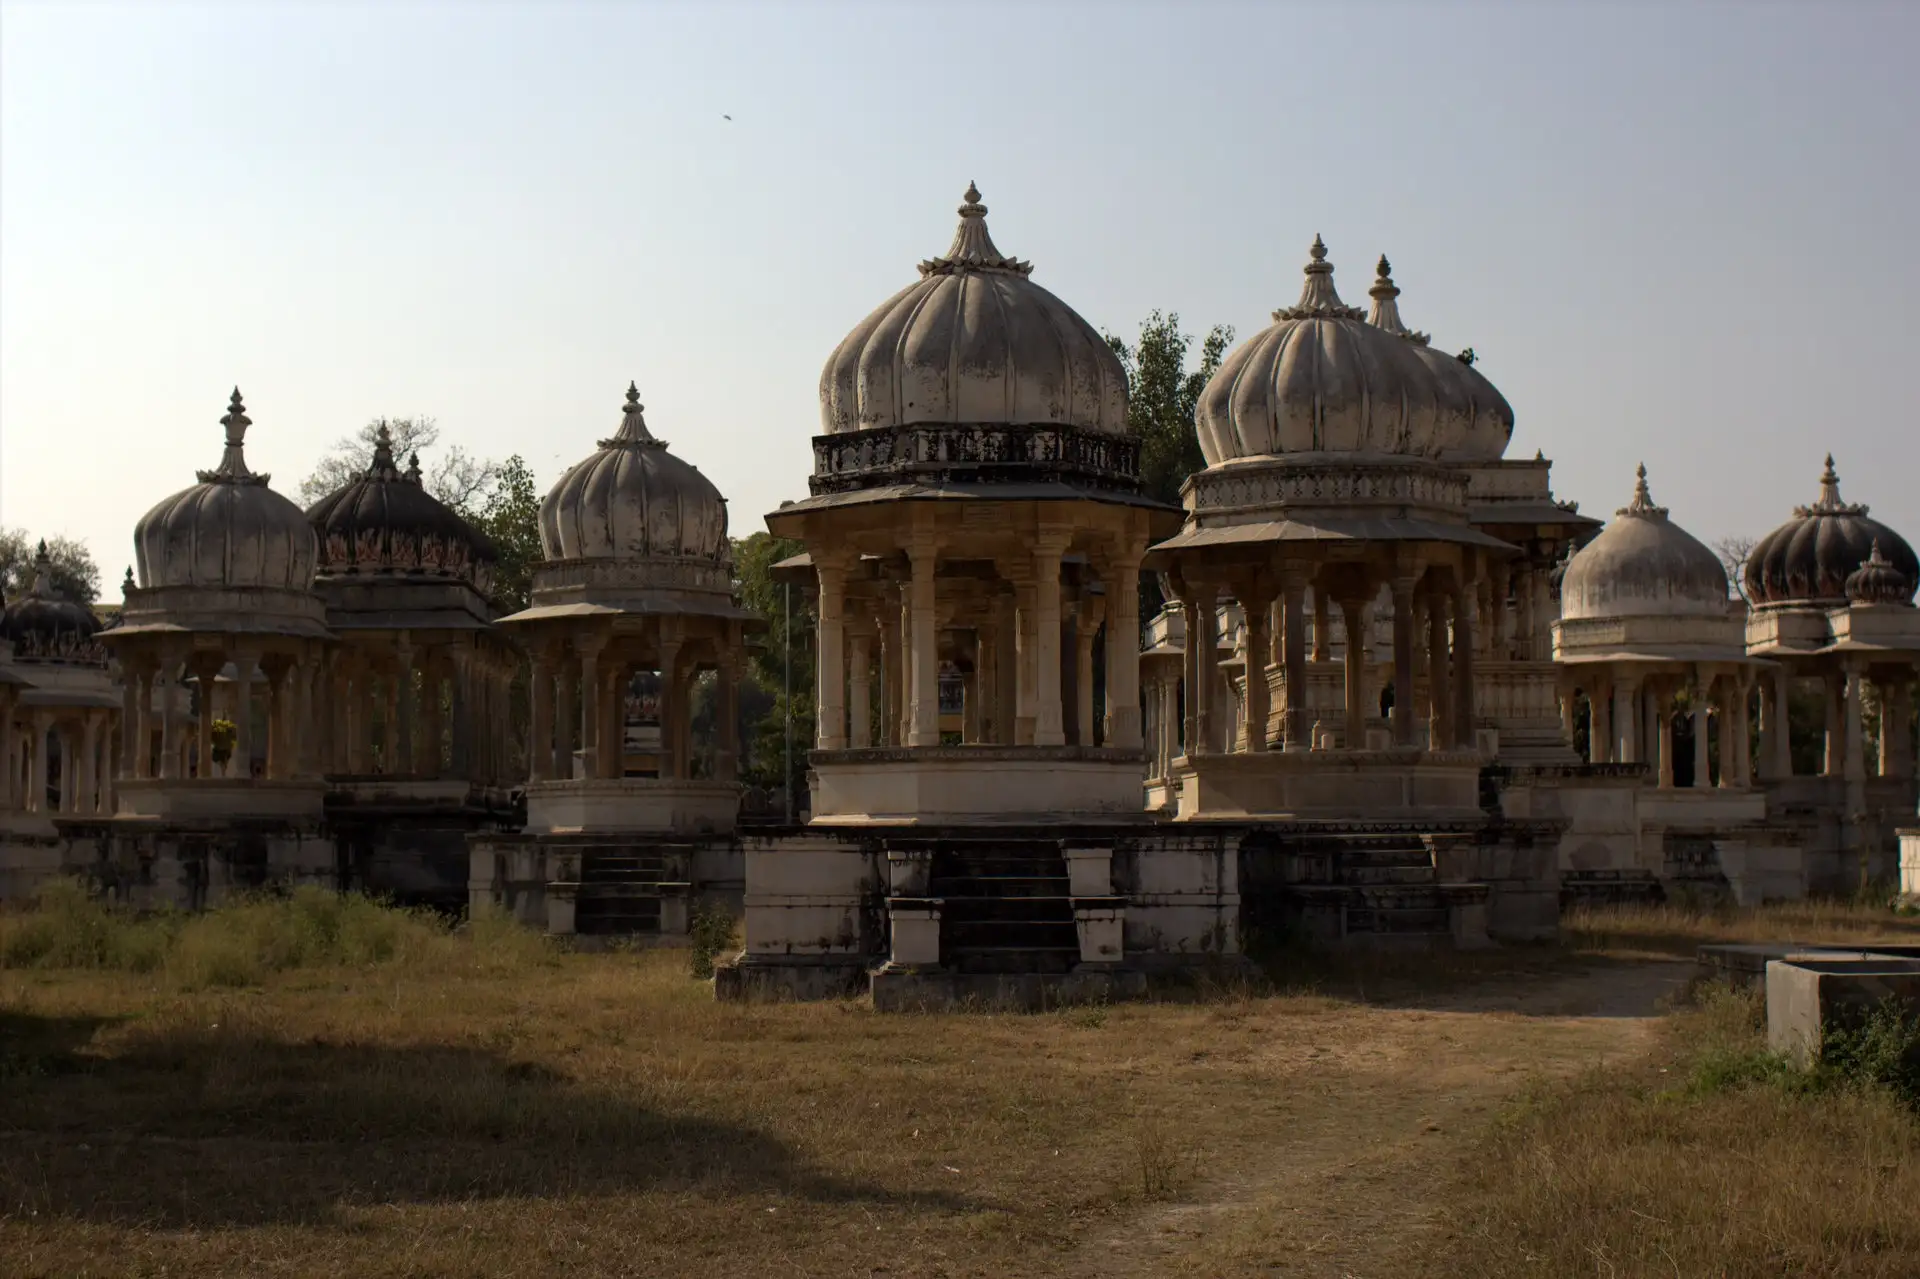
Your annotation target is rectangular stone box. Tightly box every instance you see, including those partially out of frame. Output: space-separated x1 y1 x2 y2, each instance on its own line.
1765 955 1920 1068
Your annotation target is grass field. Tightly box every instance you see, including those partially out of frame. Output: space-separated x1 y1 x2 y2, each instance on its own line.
3 885 1919 1277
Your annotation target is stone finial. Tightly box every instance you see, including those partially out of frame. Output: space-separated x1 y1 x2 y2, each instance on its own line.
27 541 53 598
199 386 268 484
1618 462 1670 521
919 181 1032 278
122 565 135 597
601 380 666 450
1275 235 1366 322
368 423 401 479
1365 254 1430 344
1795 453 1867 518
405 452 423 485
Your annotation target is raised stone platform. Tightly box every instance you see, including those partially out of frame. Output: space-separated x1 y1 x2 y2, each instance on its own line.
808 747 1146 824
114 778 328 822
524 778 741 835
1171 749 1484 822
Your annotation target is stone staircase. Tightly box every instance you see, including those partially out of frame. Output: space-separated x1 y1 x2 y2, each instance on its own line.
927 840 1081 975
571 846 684 936
1270 835 1490 948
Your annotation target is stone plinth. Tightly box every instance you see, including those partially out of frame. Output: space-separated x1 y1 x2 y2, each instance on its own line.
1901 828 1920 900
1766 955 1920 1067
524 778 741 835
1172 749 1483 822
114 779 327 822
808 747 1146 824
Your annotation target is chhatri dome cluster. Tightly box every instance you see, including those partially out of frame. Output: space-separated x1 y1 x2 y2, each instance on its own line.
0 183 1913 1007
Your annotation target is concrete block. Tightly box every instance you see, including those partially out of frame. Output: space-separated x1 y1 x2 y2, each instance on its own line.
1766 956 1920 1068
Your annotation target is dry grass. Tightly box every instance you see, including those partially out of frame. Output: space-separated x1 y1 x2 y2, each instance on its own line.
2 887 1916 1276
1420 982 1920 1278
1566 896 1920 958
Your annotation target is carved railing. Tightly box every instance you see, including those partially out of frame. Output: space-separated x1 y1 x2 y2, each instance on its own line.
810 423 1143 496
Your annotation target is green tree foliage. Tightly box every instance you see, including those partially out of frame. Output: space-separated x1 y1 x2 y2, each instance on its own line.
0 530 102 605
1105 311 1234 508
299 416 499 510
731 531 816 803
467 455 542 616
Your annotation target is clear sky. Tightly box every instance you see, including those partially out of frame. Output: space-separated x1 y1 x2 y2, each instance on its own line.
3 1 1916 583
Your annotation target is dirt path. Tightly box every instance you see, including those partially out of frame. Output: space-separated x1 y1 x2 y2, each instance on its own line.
1083 958 1693 1278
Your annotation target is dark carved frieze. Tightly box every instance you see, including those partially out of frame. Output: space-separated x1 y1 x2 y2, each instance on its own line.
1188 459 1470 515
810 423 1143 496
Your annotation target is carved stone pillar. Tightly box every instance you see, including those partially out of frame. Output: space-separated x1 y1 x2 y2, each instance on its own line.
1692 684 1710 790
29 711 51 812
1032 537 1066 747
994 590 1017 748
1075 599 1103 748
1842 665 1866 785
552 649 574 780
529 647 554 783
847 629 872 749
1732 675 1753 786
656 641 681 780
194 659 220 781
600 660 627 781
1282 570 1309 751
1179 592 1202 759
577 641 602 779
1824 671 1844 777
907 535 940 748
815 558 846 750
1390 576 1417 747
1339 597 1368 750
394 634 415 775
878 604 900 748
159 657 184 780
1614 677 1638 766
1426 589 1452 750
1311 589 1329 663
976 620 999 745
119 663 140 779
1103 550 1144 750
1451 576 1477 750
1013 579 1036 746
1240 594 1270 753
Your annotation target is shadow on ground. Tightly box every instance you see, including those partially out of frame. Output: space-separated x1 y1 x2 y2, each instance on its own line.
0 1010 977 1229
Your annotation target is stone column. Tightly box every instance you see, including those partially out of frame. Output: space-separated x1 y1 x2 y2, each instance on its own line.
1103 551 1144 750
1515 567 1536 661
195 661 219 781
1390 576 1417 747
1032 537 1066 747
529 648 554 783
1012 580 1036 745
29 711 51 813
1492 562 1512 658
577 642 601 779
1075 600 1103 748
815 558 846 750
1713 678 1734 789
394 634 415 776
79 713 101 813
1179 592 1203 759
1824 672 1844 777
159 659 183 780
976 621 999 745
600 661 627 781
848 629 873 749
1615 678 1638 765
993 591 1017 747
551 651 574 780
906 535 940 748
1282 570 1309 751
717 652 741 783
1843 665 1866 784
1426 589 1452 750
1339 597 1368 750
1240 595 1270 753
119 664 140 778
1771 671 1793 778
1887 678 1915 779
1693 685 1712 790
1732 675 1753 786
135 667 154 779
876 604 898 748
1451 577 1477 750
658 638 682 780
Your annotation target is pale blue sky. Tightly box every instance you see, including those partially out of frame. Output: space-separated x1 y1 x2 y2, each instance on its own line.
3 1 1915 580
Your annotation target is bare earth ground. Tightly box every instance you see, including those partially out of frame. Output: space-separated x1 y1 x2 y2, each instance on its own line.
0 942 1698 1279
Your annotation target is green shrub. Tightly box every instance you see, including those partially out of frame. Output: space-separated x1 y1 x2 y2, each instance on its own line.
686 903 736 979
1822 998 1920 1110
0 878 175 970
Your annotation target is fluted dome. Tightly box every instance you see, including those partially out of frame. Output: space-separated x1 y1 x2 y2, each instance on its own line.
307 425 496 585
1 542 104 665
1846 541 1913 606
1195 242 1514 466
1560 466 1730 622
540 384 728 563
818 183 1126 436
1746 457 1917 607
134 390 318 591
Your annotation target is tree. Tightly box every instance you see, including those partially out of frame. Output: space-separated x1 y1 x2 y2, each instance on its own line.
469 455 542 616
0 529 101 605
299 416 499 511
1713 535 1757 602
1105 311 1234 508
731 531 816 803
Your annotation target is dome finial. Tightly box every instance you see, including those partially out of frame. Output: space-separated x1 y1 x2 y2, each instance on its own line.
920 181 1031 278
122 565 135 597
28 541 53 599
603 380 664 449
1619 461 1669 520
1818 454 1843 508
1275 235 1365 321
369 423 398 477
1366 253 1430 344
405 451 422 484
201 386 265 484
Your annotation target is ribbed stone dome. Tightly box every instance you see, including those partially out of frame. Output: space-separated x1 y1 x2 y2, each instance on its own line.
1746 456 1917 607
1846 541 1914 606
1 542 104 665
133 389 318 591
818 183 1127 436
540 384 729 563
307 425 496 584
1195 242 1514 466
1560 466 1731 622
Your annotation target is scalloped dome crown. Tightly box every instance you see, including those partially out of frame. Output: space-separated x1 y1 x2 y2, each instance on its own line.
1846 540 1913 606
133 389 318 591
818 183 1127 436
1195 241 1514 466
1559 465 1731 622
1746 456 1917 607
539 383 729 563
306 425 496 584
2 541 104 664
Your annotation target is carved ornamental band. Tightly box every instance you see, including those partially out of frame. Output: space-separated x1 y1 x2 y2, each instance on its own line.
810 423 1143 496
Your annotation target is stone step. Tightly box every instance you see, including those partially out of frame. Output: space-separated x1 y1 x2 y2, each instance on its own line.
1345 906 1451 935
928 877 1071 897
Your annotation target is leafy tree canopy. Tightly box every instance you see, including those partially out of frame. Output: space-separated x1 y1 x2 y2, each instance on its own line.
1105 311 1234 508
469 455 542 616
299 416 499 511
0 529 101 605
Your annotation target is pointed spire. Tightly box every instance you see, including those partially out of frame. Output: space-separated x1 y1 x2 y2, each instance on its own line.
1796 453 1867 517
367 423 401 479
405 452 423 485
1365 254 1430 344
198 387 269 484
122 565 135 597
27 541 53 598
1618 462 1669 520
1275 236 1366 321
600 380 667 450
919 181 1032 278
